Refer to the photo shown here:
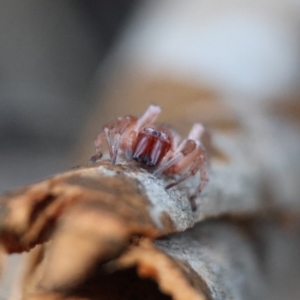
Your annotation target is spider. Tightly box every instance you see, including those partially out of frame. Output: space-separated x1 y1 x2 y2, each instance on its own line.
91 105 208 202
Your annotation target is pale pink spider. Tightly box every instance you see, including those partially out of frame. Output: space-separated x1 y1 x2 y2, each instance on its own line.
91 105 208 207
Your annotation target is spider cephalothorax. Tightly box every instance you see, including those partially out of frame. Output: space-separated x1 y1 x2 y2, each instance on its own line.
132 126 172 167
91 105 208 201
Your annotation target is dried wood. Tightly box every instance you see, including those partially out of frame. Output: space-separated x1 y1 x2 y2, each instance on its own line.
18 217 300 300
1 75 300 299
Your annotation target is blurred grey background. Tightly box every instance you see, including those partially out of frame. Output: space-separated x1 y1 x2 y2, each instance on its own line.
0 0 138 193
1 0 300 194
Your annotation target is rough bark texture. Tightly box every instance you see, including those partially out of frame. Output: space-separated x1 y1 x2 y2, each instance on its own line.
14 217 300 300
0 159 194 255
1 70 300 299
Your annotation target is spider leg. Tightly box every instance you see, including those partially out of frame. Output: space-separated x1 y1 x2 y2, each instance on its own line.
188 149 208 210
153 152 183 176
155 123 208 210
125 130 137 159
188 123 205 140
165 169 191 190
166 147 208 211
154 123 205 175
104 127 114 161
103 105 161 162
136 105 162 130
90 132 106 162
166 147 207 190
153 137 197 175
104 117 132 165
164 145 201 187
196 153 209 195
152 128 181 172
186 123 208 194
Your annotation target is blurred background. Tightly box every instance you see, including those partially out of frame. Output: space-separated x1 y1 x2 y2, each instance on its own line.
1 0 300 191
0 0 137 192
1 1 300 298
